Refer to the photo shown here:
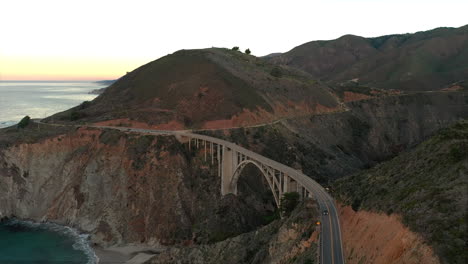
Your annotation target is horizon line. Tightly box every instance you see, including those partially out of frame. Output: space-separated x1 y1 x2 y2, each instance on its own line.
0 79 116 82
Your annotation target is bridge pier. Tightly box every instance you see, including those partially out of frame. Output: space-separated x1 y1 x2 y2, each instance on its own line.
221 147 238 195
179 134 315 208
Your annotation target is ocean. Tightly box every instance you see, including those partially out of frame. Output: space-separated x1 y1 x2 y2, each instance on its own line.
0 219 98 264
0 81 103 263
0 81 103 128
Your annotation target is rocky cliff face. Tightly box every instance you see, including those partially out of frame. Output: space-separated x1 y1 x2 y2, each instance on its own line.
0 127 275 247
148 200 320 264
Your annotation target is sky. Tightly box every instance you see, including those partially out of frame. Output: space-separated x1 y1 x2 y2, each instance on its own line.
1 0 467 81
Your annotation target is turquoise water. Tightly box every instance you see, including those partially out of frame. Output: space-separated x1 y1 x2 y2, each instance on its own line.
0 82 103 262
0 81 103 128
0 219 97 264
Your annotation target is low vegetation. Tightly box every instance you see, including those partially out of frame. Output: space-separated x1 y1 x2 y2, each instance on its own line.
334 121 468 264
280 192 300 216
0 121 74 148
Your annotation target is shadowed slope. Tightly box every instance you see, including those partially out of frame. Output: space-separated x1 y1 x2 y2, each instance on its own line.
335 121 468 264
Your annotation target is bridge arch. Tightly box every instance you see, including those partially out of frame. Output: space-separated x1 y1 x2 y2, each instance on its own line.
229 159 281 207
181 135 314 208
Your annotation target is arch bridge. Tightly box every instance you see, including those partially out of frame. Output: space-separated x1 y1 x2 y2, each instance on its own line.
175 131 345 264
90 125 344 264
177 132 324 208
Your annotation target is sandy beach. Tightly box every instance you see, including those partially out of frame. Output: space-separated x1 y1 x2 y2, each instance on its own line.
94 245 163 264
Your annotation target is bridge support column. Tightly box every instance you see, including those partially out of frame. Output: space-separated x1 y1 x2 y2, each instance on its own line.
210 142 214 164
204 140 207 161
221 147 237 195
283 174 289 194
217 144 221 177
289 179 298 193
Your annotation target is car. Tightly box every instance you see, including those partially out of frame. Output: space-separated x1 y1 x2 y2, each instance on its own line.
322 210 329 215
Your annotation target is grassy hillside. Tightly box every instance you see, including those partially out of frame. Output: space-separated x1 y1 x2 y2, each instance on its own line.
334 121 468 264
269 25 468 91
47 48 339 128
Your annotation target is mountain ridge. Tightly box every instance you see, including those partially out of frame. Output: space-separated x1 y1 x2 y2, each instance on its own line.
268 25 468 91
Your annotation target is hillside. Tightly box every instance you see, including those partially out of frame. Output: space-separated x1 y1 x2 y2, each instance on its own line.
198 90 468 184
47 48 340 129
334 121 468 264
269 25 468 91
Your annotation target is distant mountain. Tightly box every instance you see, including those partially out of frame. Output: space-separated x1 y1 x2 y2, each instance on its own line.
88 88 106 95
268 25 468 91
88 80 117 95
262 52 282 58
94 80 116 86
49 48 340 128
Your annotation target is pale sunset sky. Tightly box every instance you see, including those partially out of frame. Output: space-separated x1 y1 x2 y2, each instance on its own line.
1 0 467 81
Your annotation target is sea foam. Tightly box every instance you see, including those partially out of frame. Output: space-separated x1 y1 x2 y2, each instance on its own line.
5 219 99 264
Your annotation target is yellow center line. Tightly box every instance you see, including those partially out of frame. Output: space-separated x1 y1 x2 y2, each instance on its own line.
325 200 335 264
317 191 335 264
321 220 324 263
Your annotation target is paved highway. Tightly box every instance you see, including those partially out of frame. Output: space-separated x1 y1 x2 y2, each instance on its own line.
35 121 345 264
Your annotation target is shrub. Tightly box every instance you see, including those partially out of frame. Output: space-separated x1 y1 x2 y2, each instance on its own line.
270 66 282 78
263 210 280 224
351 198 361 211
232 46 239 51
280 192 300 216
70 111 86 121
449 143 468 162
78 101 91 110
245 48 251 55
17 116 30 129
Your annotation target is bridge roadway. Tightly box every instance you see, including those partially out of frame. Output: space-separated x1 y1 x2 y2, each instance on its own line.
36 121 345 264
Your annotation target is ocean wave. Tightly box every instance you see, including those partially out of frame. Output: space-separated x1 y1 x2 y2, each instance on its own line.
0 121 17 128
5 219 99 264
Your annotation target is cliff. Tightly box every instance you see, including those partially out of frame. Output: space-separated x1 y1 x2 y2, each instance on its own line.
0 126 276 247
0 123 324 263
